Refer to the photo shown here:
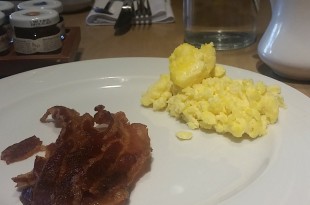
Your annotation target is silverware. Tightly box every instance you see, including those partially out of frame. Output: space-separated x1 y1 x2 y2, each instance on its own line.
134 0 152 25
145 0 152 23
114 0 134 35
94 0 114 15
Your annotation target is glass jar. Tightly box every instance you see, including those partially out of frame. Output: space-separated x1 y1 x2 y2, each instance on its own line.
0 11 9 55
10 9 62 55
0 1 15 42
17 0 65 40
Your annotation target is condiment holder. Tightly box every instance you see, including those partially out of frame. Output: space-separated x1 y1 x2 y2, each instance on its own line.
0 1 15 42
17 0 66 40
0 11 9 55
10 9 62 55
0 27 81 77
0 1 81 77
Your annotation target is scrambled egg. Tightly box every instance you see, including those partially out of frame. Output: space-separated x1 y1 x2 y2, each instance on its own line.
141 43 285 138
176 131 193 140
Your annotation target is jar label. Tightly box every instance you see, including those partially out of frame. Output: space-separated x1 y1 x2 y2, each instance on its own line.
13 32 62 54
0 32 9 52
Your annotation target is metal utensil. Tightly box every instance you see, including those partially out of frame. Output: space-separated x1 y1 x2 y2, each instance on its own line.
134 0 152 25
145 0 152 24
114 0 134 35
94 0 114 15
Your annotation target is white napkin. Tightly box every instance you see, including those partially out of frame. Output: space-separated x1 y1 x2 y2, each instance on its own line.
86 0 174 25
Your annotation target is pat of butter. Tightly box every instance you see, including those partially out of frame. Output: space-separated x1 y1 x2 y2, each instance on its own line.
176 131 193 140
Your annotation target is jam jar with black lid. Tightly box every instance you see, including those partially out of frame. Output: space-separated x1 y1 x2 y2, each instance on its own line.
0 1 15 42
17 0 65 40
0 11 9 55
10 9 62 55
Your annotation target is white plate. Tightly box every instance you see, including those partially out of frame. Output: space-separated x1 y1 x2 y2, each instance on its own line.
1 58 310 205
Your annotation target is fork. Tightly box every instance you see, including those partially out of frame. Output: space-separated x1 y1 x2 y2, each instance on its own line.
133 0 152 25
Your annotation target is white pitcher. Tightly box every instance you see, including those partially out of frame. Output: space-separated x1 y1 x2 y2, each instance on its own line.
258 0 310 80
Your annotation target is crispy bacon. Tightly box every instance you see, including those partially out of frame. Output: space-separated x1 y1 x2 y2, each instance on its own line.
1 105 152 205
1 135 43 165
12 156 47 189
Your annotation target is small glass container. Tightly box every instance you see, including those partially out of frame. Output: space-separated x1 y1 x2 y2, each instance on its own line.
183 0 258 50
17 0 65 40
0 11 9 55
10 9 62 55
0 1 15 42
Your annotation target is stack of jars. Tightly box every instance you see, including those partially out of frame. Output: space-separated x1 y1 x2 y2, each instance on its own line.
0 0 65 55
0 1 14 55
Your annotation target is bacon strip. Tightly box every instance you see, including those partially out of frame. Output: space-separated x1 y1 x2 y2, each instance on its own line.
1 135 43 164
11 156 46 189
2 105 152 205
